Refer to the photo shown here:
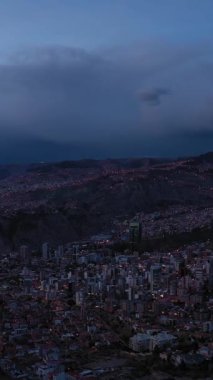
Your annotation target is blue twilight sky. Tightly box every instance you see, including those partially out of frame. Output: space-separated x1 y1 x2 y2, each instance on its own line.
0 0 213 162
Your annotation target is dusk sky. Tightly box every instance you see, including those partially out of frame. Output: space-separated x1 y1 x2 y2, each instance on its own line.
1 0 213 162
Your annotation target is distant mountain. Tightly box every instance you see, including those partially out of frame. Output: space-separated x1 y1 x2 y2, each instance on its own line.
27 157 169 172
188 151 213 164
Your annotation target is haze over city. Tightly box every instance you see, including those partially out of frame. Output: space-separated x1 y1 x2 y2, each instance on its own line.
0 0 213 162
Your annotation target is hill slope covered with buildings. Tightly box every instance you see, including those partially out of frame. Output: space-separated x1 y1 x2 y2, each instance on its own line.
0 153 212 248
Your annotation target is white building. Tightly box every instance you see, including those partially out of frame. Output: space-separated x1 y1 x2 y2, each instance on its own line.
130 331 176 352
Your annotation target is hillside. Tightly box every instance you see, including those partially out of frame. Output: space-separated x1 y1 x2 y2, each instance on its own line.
0 153 212 249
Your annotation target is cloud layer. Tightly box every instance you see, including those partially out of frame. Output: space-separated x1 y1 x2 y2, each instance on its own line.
139 88 170 106
0 42 213 161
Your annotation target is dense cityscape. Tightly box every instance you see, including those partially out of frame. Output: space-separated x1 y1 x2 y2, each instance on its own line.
0 210 213 379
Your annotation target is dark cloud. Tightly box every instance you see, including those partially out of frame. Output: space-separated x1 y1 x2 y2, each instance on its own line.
0 43 213 161
139 88 170 106
0 47 139 143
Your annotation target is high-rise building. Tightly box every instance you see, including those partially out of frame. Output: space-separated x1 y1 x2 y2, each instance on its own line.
209 257 213 291
150 265 161 292
42 242 49 260
195 266 203 282
57 245 64 259
129 221 142 243
20 245 30 265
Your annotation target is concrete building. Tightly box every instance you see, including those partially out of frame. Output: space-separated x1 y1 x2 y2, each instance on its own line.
150 265 161 292
42 242 49 260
